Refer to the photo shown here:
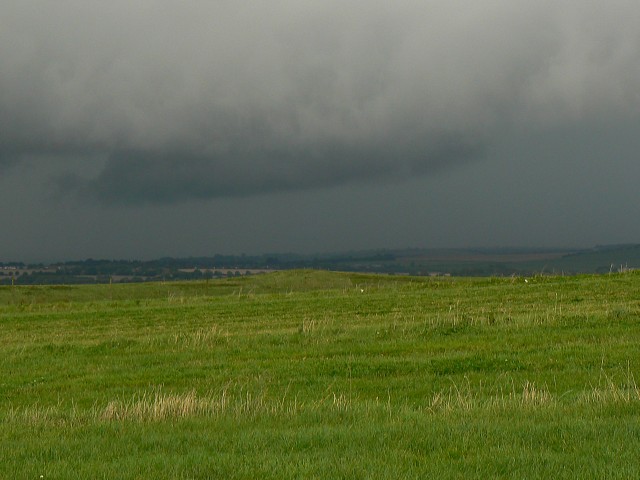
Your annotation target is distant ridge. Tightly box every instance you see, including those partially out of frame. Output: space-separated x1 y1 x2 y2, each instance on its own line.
2 244 640 284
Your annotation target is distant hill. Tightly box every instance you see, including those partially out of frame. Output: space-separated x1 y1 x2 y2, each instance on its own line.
527 244 640 274
2 244 640 284
390 244 640 275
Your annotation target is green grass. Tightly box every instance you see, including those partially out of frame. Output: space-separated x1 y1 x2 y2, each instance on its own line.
1 270 640 478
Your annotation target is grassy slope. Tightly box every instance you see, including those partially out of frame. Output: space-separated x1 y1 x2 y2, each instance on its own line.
1 270 639 478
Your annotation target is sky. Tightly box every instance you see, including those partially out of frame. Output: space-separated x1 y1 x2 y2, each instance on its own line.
1 1 640 262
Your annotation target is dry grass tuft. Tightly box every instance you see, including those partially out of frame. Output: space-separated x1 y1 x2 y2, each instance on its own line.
98 387 304 422
100 390 214 421
5 373 640 427
581 368 640 405
518 381 554 407
171 324 229 347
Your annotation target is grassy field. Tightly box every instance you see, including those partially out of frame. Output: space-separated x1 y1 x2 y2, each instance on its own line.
1 270 639 478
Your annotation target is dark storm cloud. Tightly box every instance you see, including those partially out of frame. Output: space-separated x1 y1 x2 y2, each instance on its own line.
2 1 639 203
60 137 482 204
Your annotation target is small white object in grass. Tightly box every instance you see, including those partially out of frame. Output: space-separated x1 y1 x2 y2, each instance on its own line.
525 279 529 283
360 288 364 293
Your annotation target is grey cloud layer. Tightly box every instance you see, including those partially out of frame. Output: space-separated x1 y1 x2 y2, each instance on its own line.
2 1 639 202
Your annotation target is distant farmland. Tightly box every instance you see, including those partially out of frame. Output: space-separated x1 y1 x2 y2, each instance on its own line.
3 244 640 285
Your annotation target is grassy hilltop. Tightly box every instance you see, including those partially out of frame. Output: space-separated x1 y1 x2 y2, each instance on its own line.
1 270 640 478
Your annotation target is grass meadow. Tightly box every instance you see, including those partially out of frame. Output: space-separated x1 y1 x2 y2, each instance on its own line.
1 270 639 478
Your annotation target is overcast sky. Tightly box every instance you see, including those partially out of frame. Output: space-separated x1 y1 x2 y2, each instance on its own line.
2 1 640 262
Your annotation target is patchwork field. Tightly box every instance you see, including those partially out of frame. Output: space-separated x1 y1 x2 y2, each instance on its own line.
1 270 639 478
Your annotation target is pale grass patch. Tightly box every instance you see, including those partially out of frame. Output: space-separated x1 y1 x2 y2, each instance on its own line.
298 317 317 334
424 378 477 413
100 390 216 422
166 291 186 304
98 387 304 422
311 381 354 412
170 324 229 347
580 367 640 405
415 306 537 331
425 379 555 413
4 402 81 426
329 393 352 411
424 373 640 414
297 315 334 336
145 324 230 348
517 381 554 408
5 374 640 427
